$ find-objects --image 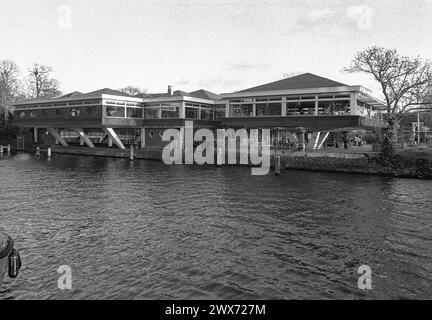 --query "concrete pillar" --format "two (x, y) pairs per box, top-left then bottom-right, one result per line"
(350, 92), (358, 115)
(102, 128), (125, 150)
(80, 137), (84, 146)
(315, 96), (319, 116)
(180, 101), (186, 119)
(252, 103), (256, 117)
(34, 128), (38, 143)
(47, 128), (68, 147)
(296, 129), (306, 151)
(47, 147), (52, 158)
(140, 128), (146, 149)
(130, 145), (134, 161)
(225, 102), (230, 118)
(281, 97), (287, 116)
(108, 137), (113, 147)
